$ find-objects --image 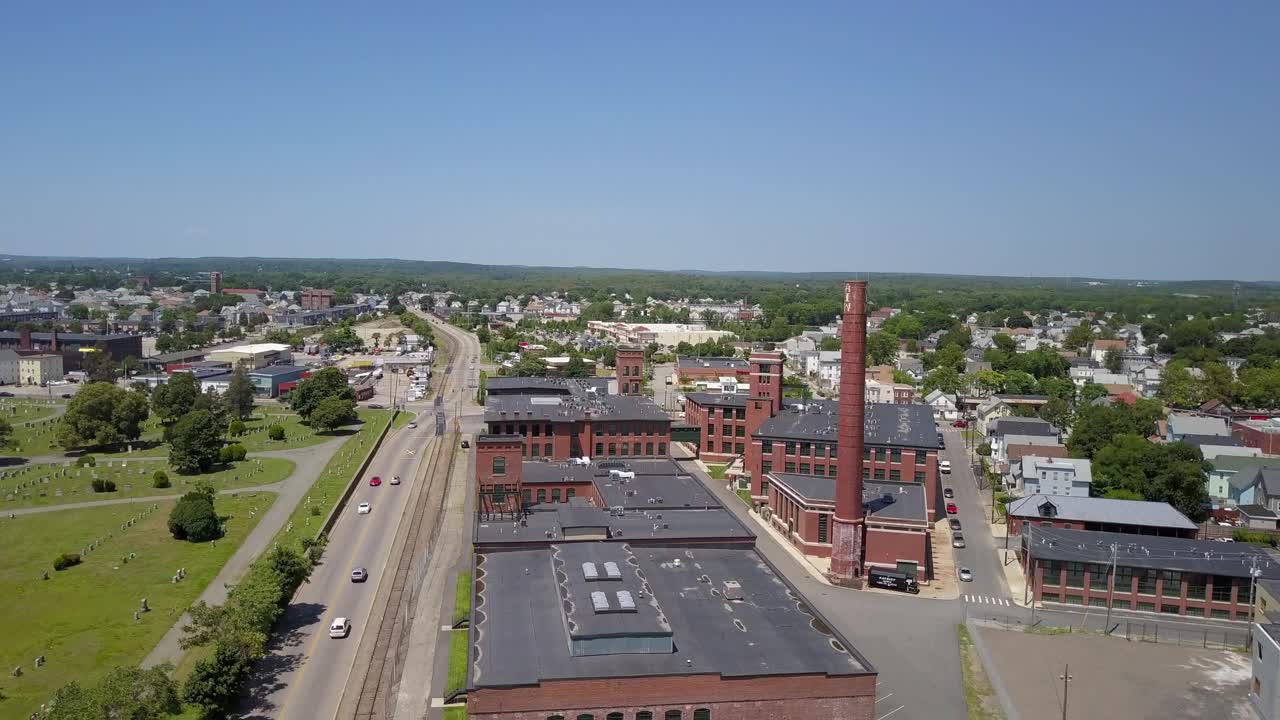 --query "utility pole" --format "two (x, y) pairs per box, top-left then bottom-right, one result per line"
(1104, 542), (1118, 630)
(1250, 556), (1263, 625)
(1060, 664), (1073, 720)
